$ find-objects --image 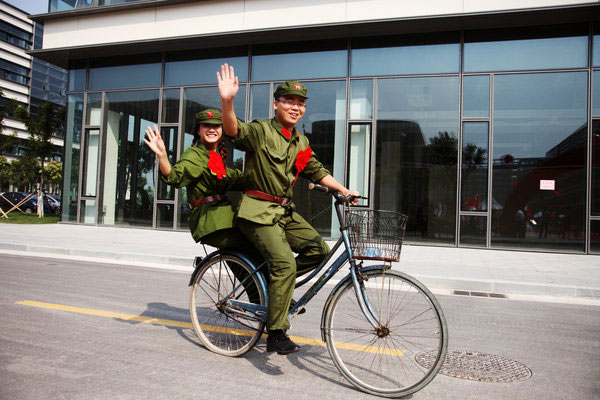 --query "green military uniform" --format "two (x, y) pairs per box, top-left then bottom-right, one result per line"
(161, 109), (248, 250)
(231, 82), (331, 330)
